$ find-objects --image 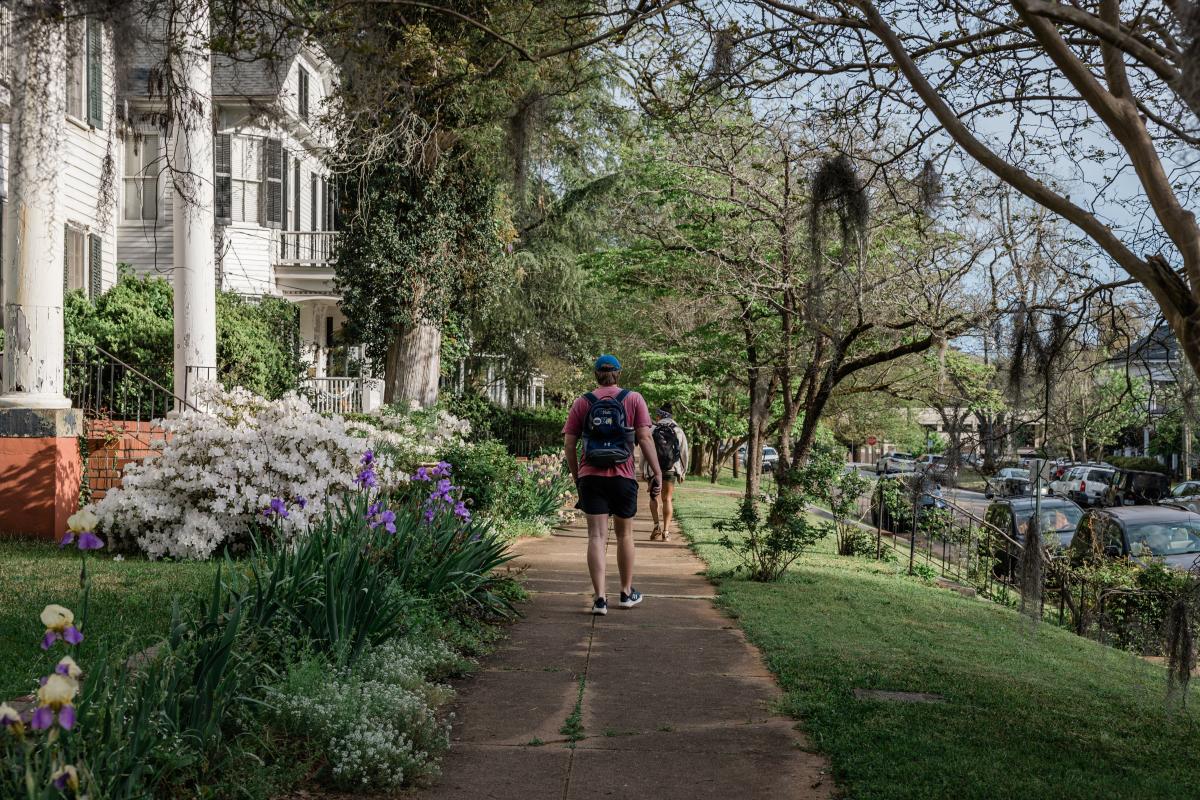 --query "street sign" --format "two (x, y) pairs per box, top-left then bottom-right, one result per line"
(867, 436), (878, 446)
